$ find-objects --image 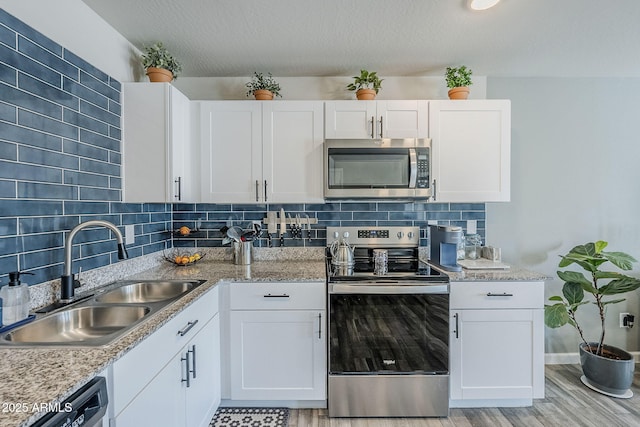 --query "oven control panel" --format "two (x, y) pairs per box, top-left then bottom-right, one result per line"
(357, 229), (389, 239)
(328, 226), (420, 248)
